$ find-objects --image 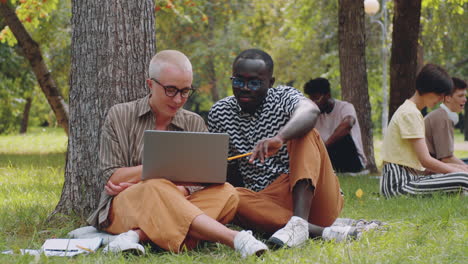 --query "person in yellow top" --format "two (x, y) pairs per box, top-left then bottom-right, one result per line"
(380, 63), (468, 198)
